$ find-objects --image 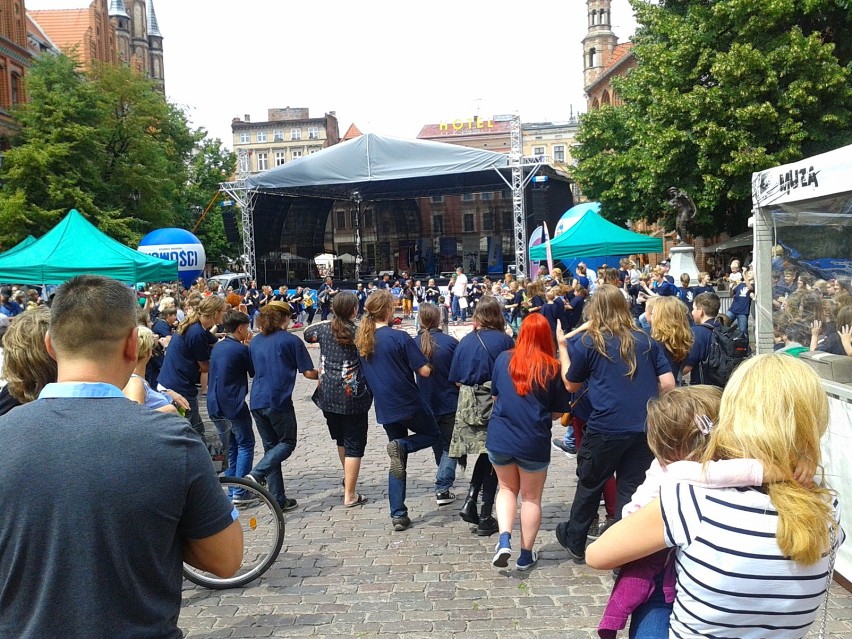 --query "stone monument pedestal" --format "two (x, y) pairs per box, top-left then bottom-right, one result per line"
(669, 244), (700, 285)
